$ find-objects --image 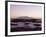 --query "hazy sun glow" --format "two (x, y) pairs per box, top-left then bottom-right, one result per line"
(10, 5), (42, 19)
